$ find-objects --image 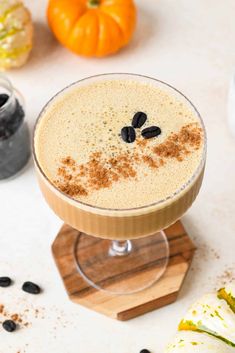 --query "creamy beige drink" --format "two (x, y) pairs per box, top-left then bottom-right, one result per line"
(34, 74), (206, 239)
